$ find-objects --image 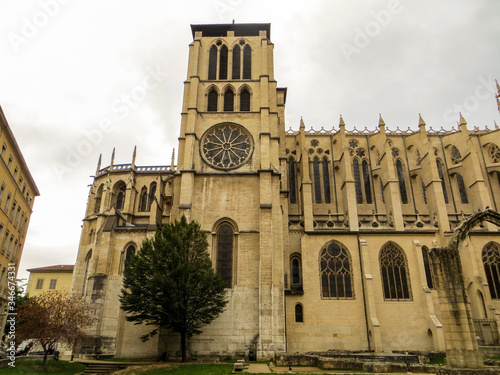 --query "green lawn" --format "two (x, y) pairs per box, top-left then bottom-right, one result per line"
(0, 359), (86, 374)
